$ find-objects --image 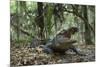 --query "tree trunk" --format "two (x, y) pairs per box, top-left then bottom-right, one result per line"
(37, 2), (45, 40)
(16, 1), (20, 41)
(83, 6), (93, 45)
